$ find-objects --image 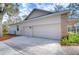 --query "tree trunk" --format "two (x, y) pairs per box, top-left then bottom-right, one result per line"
(0, 14), (3, 37)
